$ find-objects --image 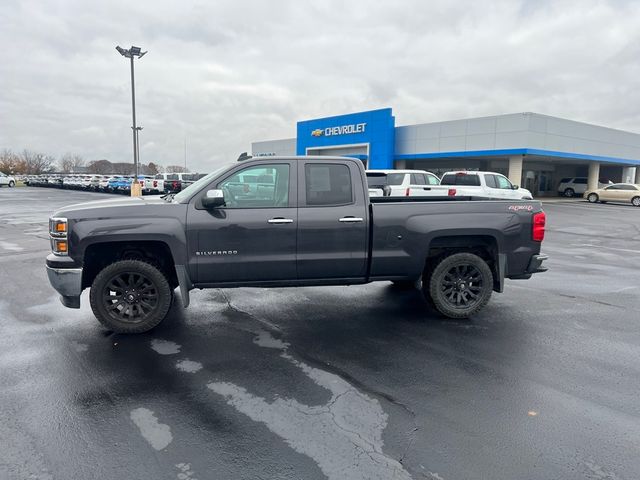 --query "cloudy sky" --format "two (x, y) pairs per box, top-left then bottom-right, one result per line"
(1, 0), (640, 172)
